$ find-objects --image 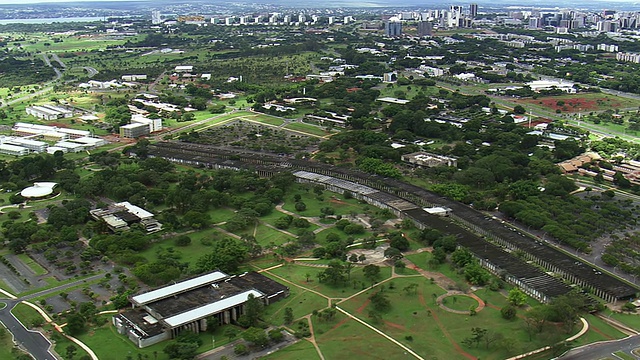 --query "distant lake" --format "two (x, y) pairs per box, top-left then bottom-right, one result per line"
(0, 17), (105, 25)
